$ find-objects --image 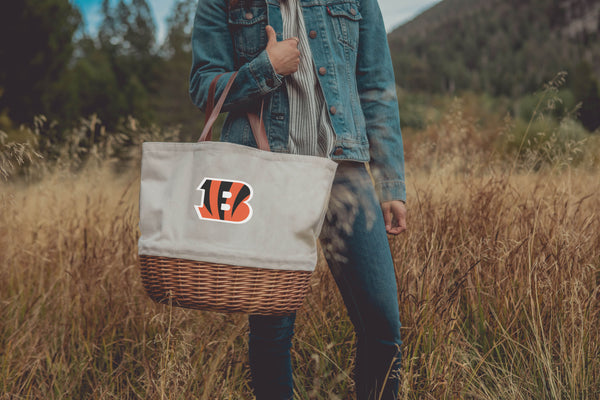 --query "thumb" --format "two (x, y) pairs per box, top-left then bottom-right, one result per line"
(266, 25), (278, 47)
